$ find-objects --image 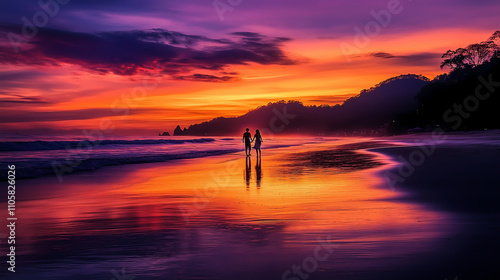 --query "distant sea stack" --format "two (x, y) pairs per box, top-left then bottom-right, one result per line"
(159, 132), (170, 136)
(173, 125), (188, 136)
